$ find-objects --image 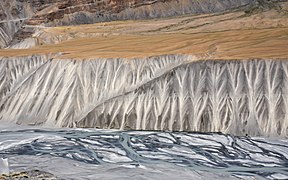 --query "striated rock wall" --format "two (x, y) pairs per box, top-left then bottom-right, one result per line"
(0, 55), (288, 137)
